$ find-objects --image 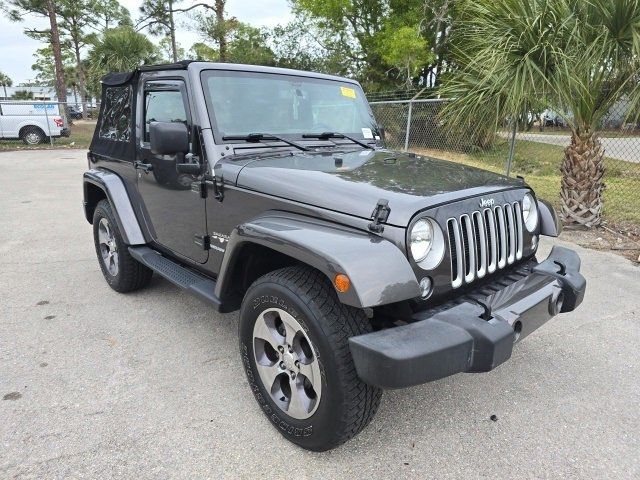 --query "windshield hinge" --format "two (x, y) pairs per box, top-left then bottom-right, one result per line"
(193, 174), (224, 202)
(368, 199), (390, 233)
(204, 173), (224, 202)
